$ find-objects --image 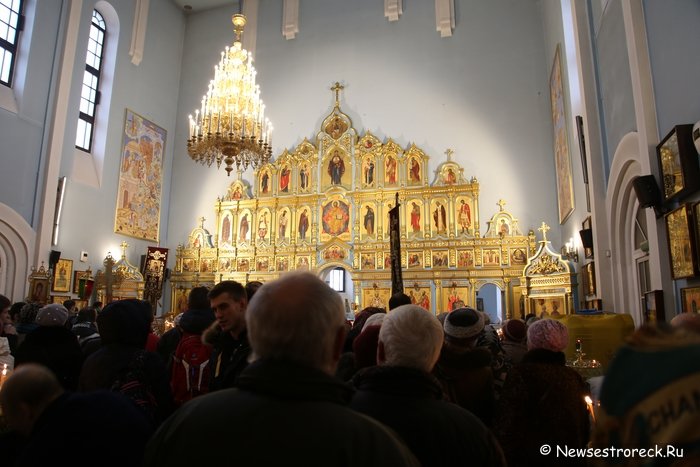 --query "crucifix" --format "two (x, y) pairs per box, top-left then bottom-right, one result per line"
(119, 241), (129, 259)
(444, 148), (454, 161)
(331, 82), (344, 108)
(538, 222), (550, 242)
(497, 199), (506, 212)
